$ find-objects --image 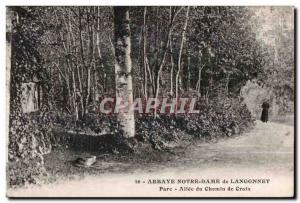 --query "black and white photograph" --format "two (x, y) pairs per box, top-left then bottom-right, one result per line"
(5, 5), (295, 198)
